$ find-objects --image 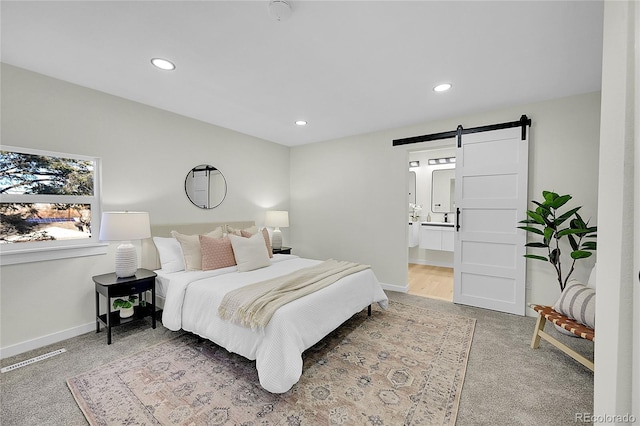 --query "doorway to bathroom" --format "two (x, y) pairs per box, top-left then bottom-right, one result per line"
(407, 145), (456, 302)
(408, 264), (453, 301)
